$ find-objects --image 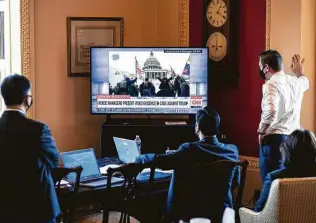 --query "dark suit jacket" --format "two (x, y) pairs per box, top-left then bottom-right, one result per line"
(135, 136), (239, 221)
(0, 111), (60, 222)
(254, 167), (316, 212)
